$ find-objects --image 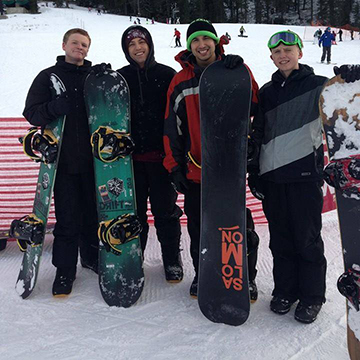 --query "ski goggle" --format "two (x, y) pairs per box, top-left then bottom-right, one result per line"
(267, 31), (303, 50)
